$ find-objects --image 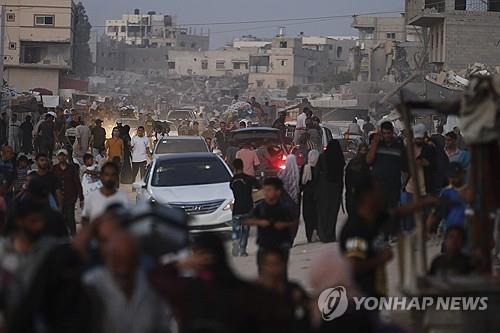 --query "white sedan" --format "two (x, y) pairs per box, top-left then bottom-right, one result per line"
(134, 152), (233, 232)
